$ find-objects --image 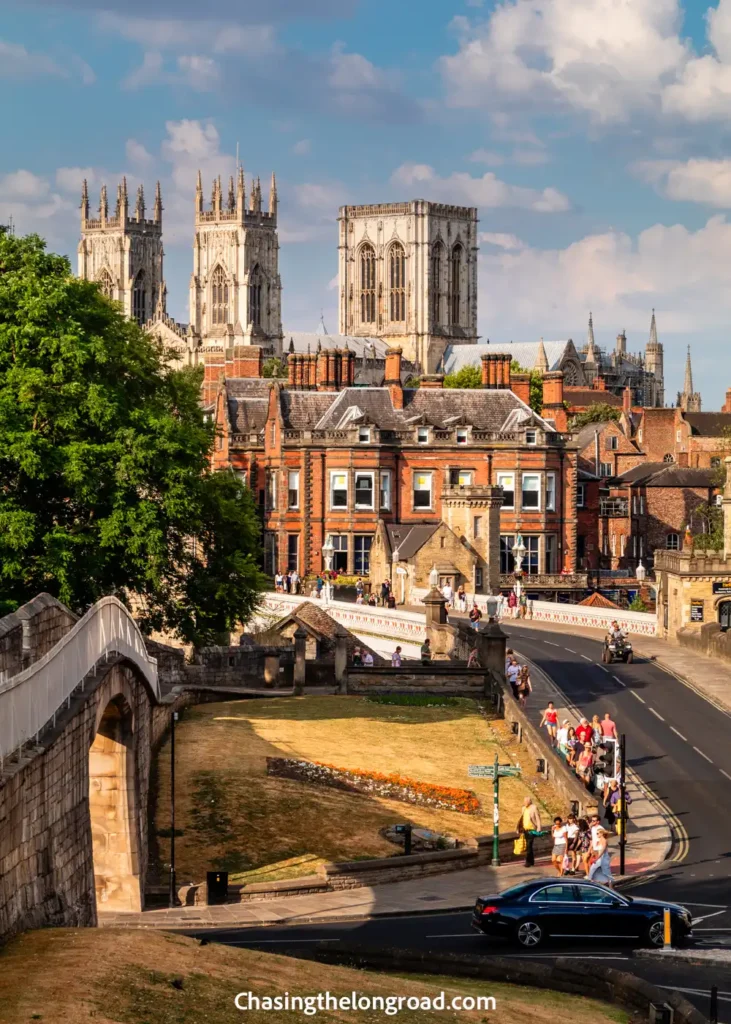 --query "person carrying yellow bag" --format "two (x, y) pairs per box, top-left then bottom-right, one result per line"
(513, 834), (527, 856)
(516, 796), (542, 867)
